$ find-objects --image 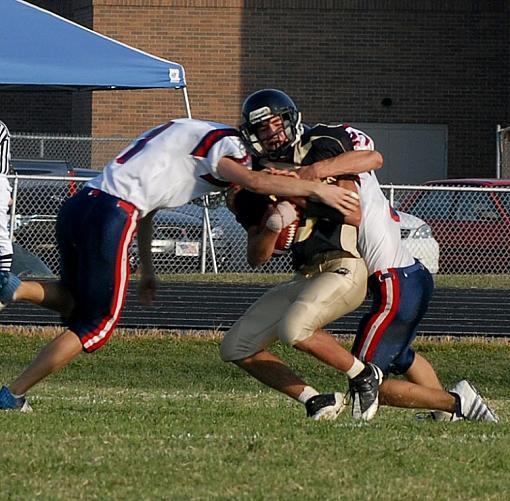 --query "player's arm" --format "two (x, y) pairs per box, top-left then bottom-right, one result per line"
(217, 157), (359, 216)
(137, 210), (157, 306)
(299, 150), (383, 181)
(246, 225), (278, 268)
(337, 179), (361, 227)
